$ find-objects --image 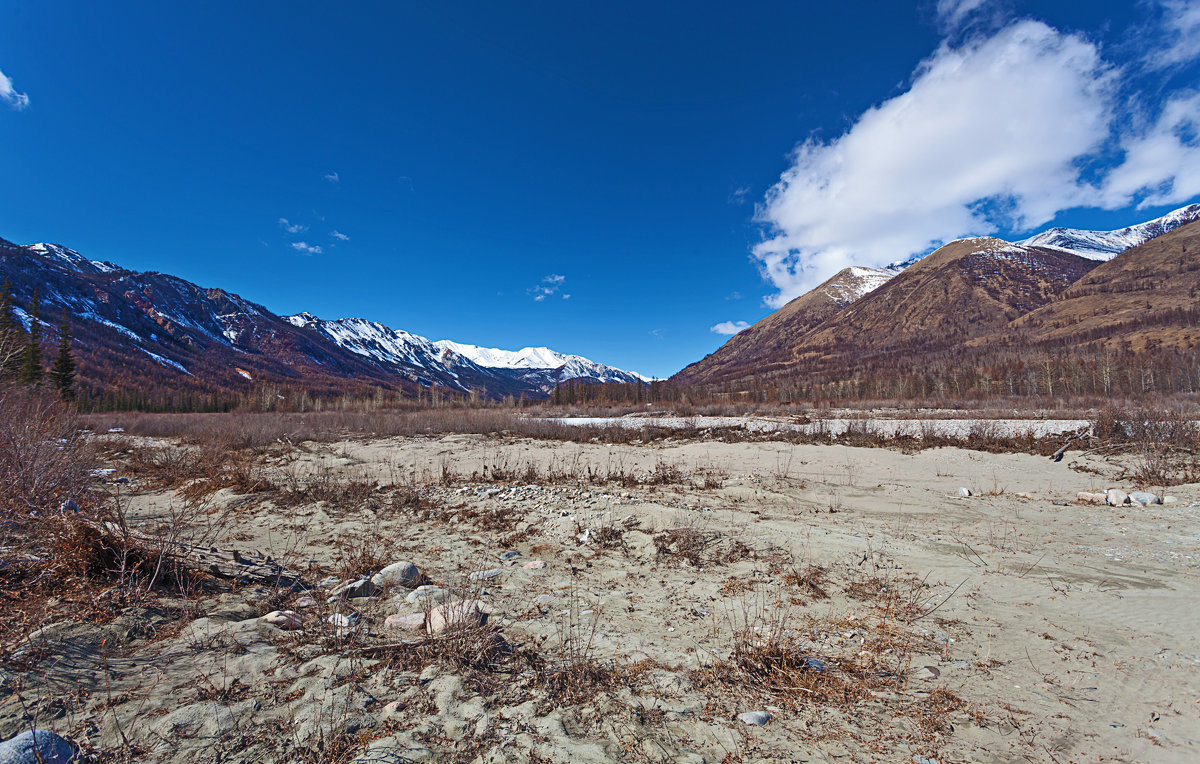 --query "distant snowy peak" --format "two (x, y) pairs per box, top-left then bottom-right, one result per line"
(822, 266), (901, 305)
(286, 314), (652, 391)
(435, 340), (651, 382)
(1017, 203), (1200, 260)
(27, 242), (120, 274)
